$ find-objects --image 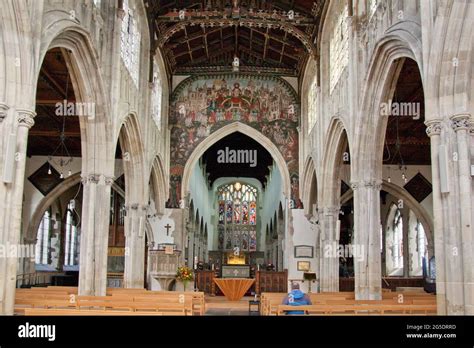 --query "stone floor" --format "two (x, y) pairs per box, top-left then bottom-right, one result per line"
(204, 296), (260, 316)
